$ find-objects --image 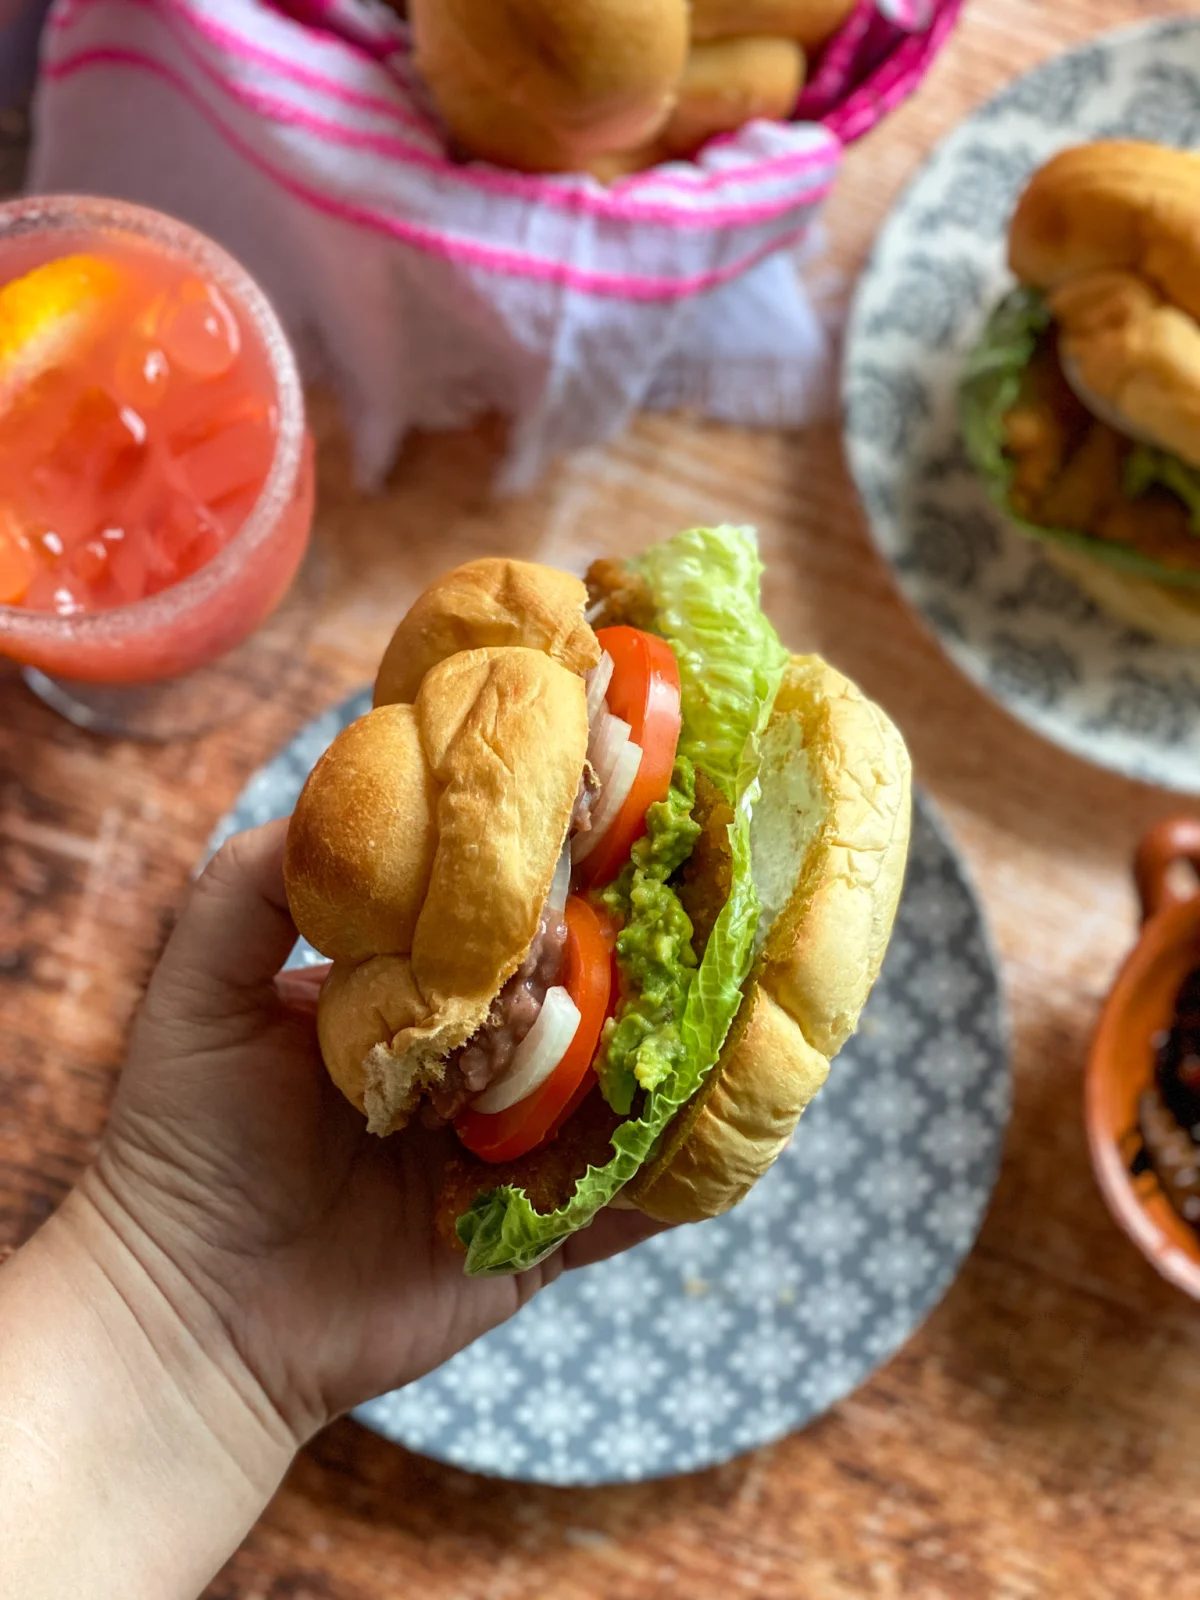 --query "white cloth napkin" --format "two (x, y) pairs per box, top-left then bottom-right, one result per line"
(29, 0), (955, 490)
